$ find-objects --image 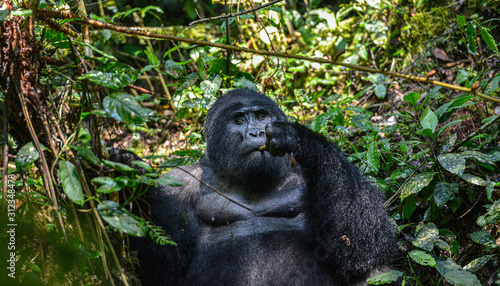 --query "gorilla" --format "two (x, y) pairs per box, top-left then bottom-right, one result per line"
(132, 88), (395, 286)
